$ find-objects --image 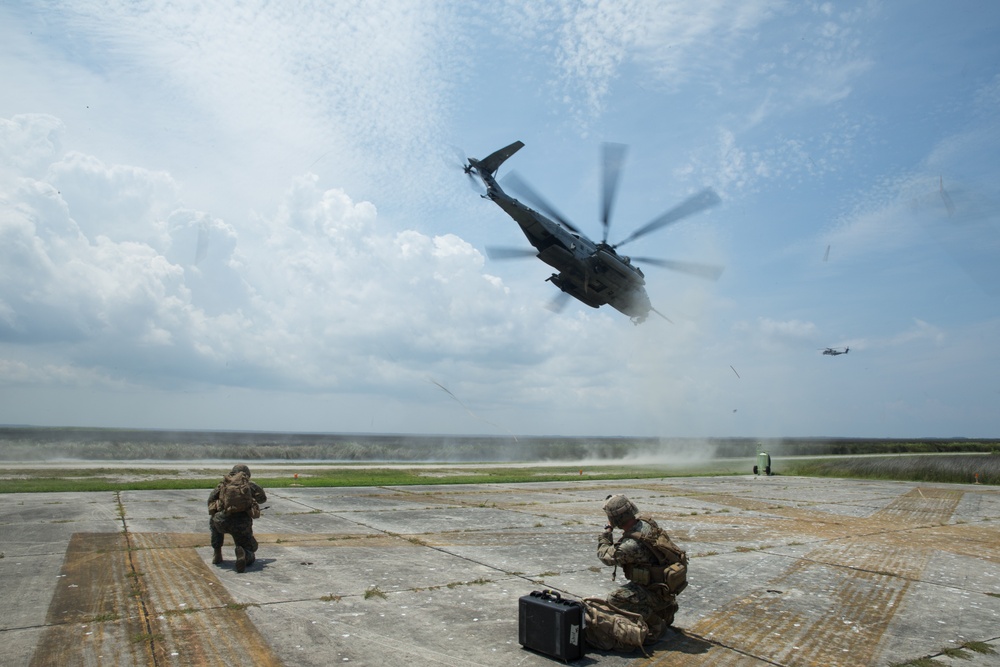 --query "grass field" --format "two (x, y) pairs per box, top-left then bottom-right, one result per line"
(0, 459), (755, 493)
(782, 453), (1000, 485)
(2, 454), (998, 492)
